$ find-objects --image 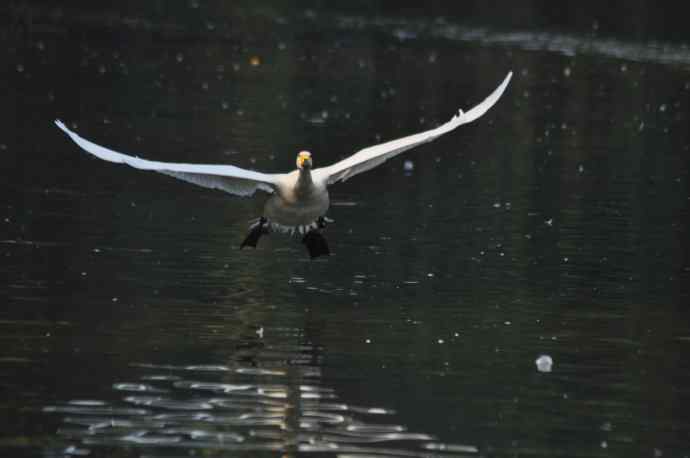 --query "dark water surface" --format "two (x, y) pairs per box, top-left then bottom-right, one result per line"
(2, 3), (690, 457)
